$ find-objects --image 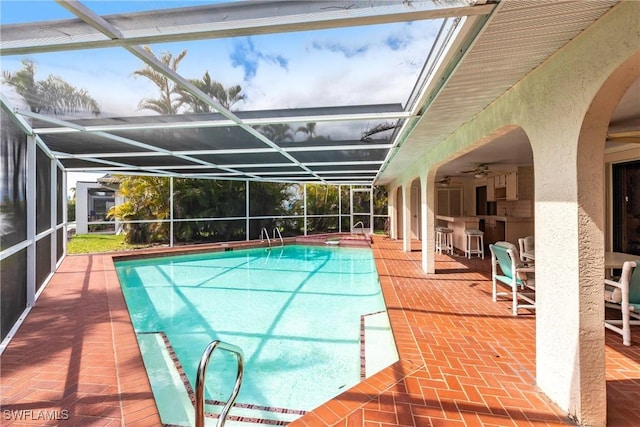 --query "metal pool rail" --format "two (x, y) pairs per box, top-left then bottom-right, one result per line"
(195, 340), (244, 427)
